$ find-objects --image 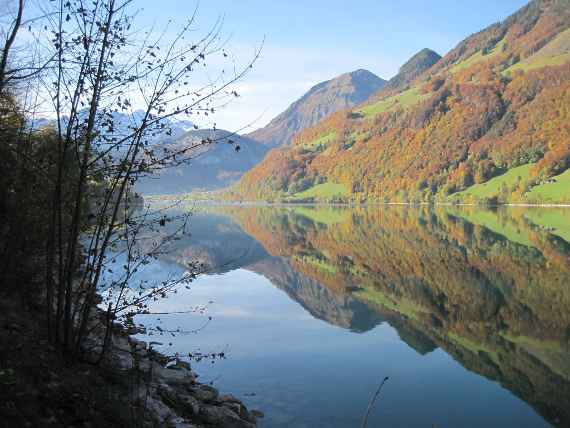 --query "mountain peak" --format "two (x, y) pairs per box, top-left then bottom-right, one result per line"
(384, 48), (441, 91)
(399, 48), (441, 74)
(348, 68), (382, 79)
(348, 68), (388, 87)
(247, 69), (386, 147)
